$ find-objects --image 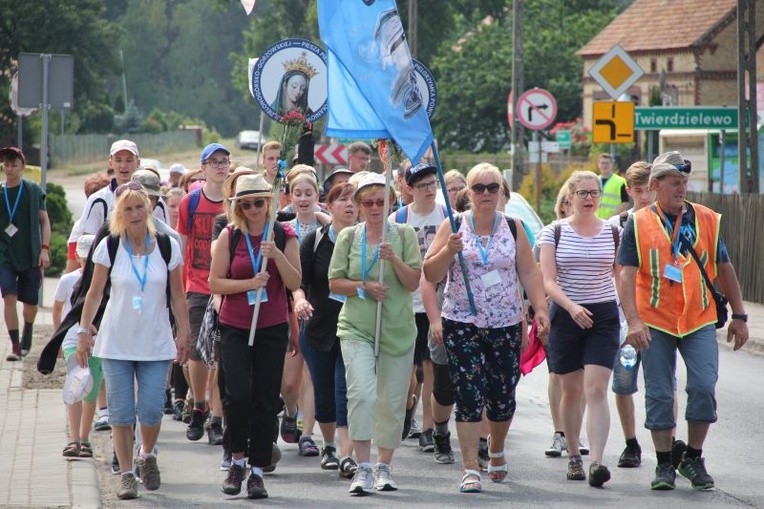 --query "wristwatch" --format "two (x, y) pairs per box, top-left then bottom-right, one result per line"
(731, 313), (748, 323)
